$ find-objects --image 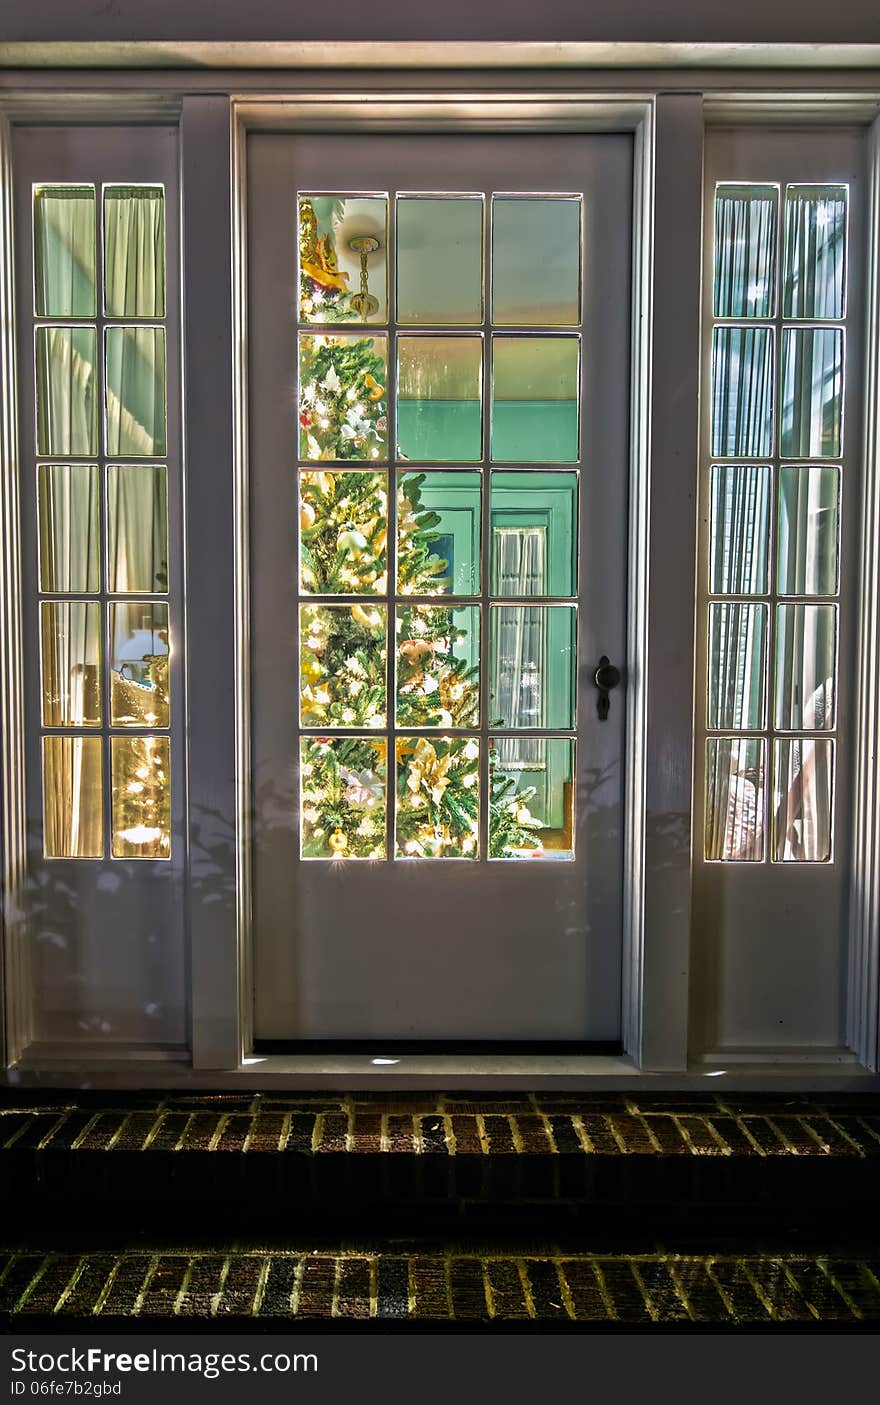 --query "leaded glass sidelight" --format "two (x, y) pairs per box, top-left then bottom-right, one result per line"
(296, 188), (583, 861)
(705, 177), (847, 862)
(32, 179), (173, 859)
